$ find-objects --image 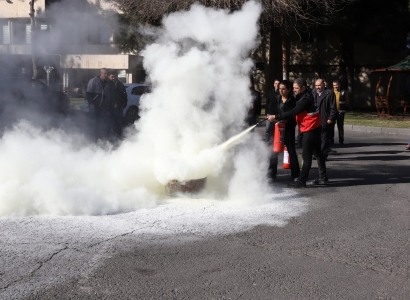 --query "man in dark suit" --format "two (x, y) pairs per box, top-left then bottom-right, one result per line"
(108, 70), (128, 139)
(312, 78), (337, 159)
